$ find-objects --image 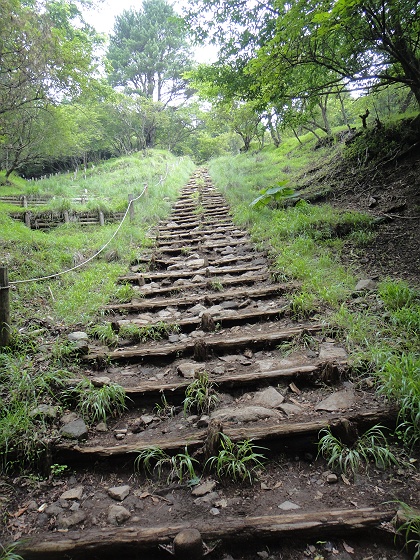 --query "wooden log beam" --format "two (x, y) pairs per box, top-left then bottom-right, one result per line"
(104, 284), (292, 312)
(15, 508), (394, 560)
(55, 410), (395, 460)
(124, 364), (321, 399)
(120, 264), (267, 282)
(84, 324), (323, 363)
